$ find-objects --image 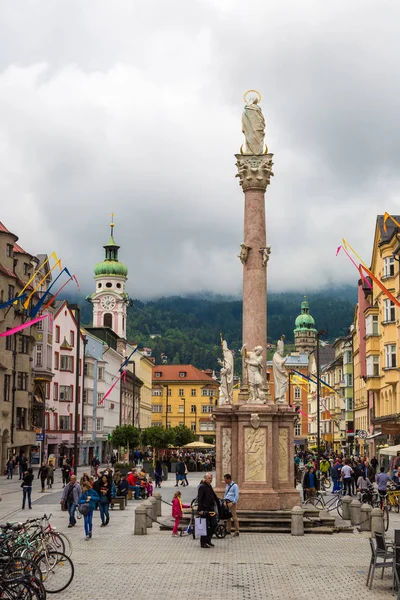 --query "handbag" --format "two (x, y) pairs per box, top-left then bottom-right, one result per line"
(78, 502), (90, 516)
(194, 517), (207, 537)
